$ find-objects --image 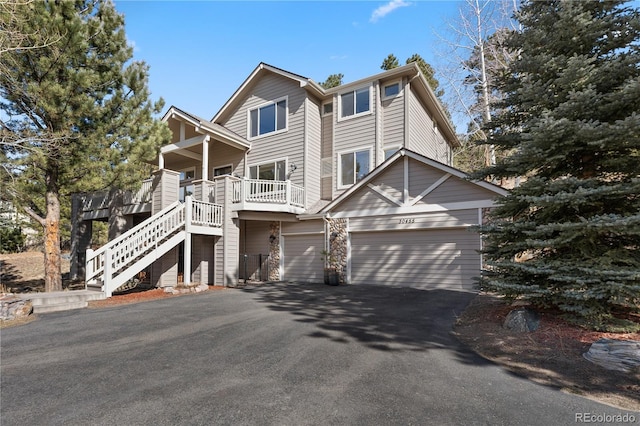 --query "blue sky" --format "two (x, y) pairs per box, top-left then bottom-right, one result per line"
(114, 1), (463, 122)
